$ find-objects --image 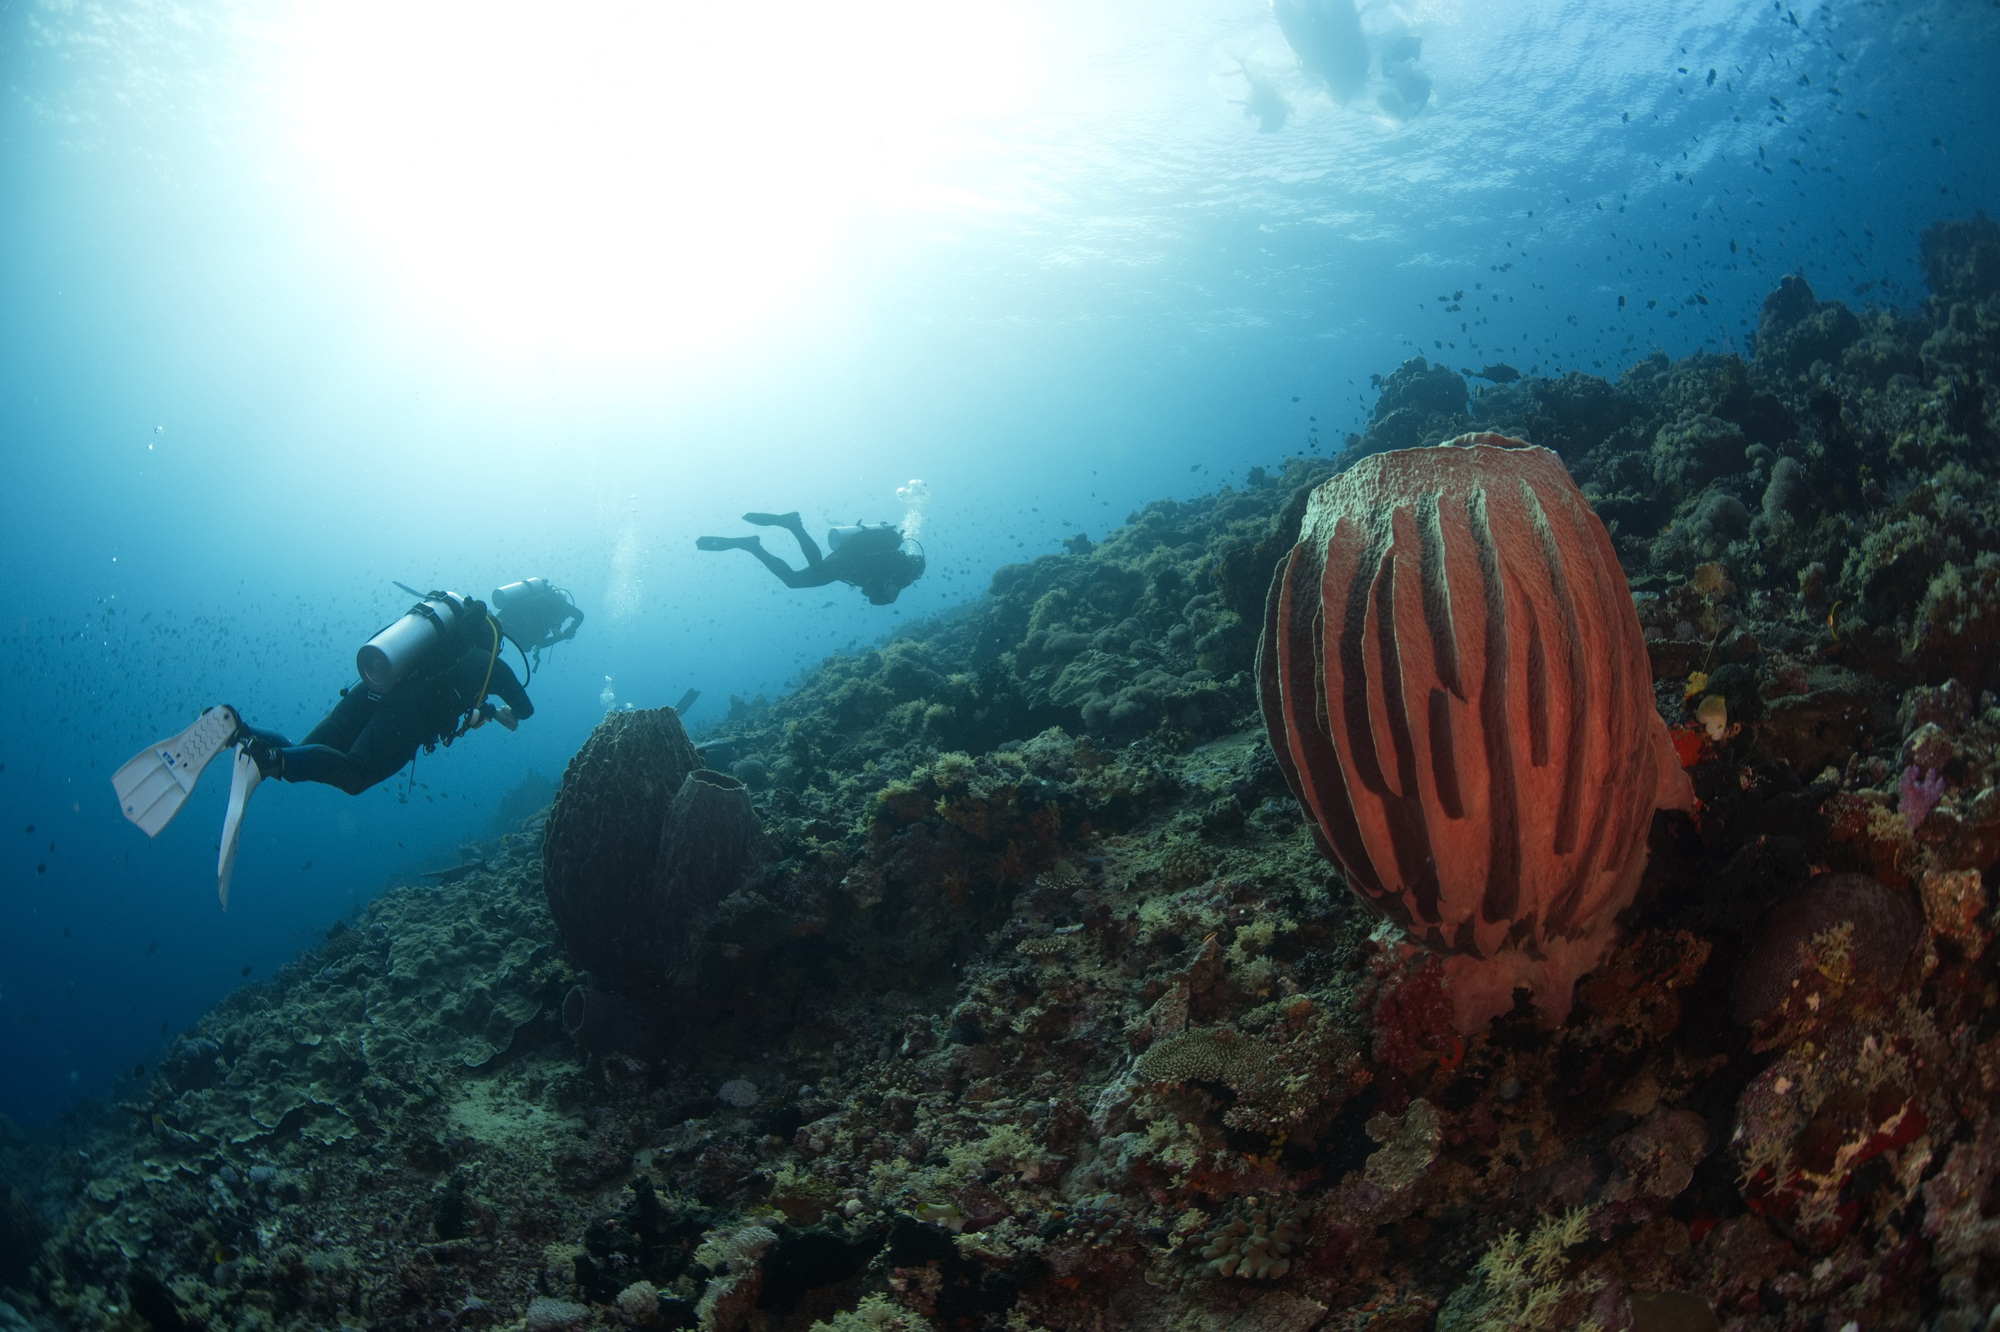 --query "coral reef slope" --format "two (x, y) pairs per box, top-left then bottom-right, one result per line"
(4, 217), (2000, 1332)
